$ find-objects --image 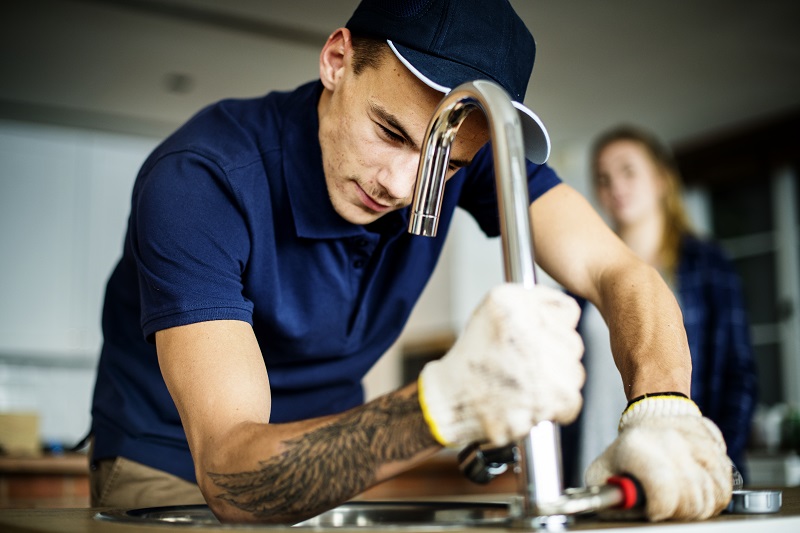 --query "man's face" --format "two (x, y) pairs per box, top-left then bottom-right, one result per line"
(318, 44), (488, 225)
